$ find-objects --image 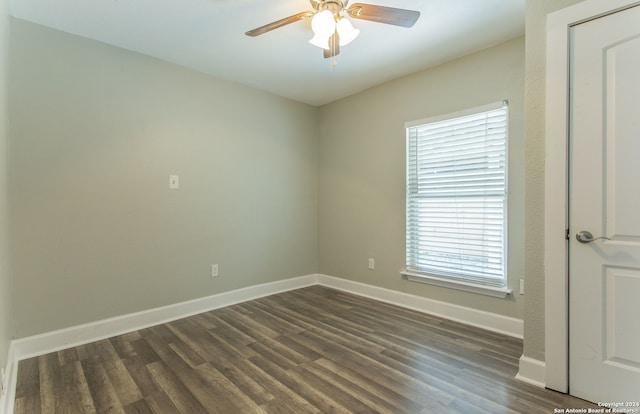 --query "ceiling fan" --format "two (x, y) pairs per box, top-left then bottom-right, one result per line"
(245, 0), (420, 59)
